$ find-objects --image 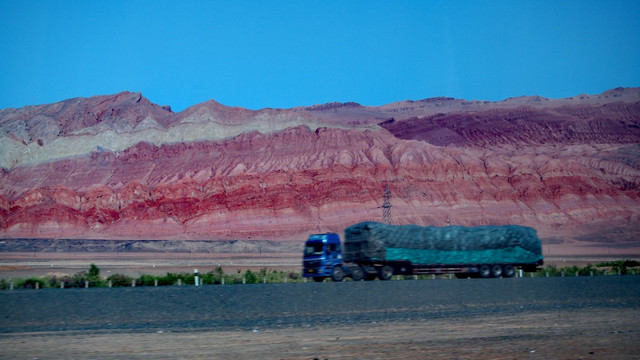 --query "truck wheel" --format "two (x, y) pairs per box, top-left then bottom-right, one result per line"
(313, 277), (325, 282)
(478, 264), (491, 278)
(378, 265), (394, 281)
(331, 266), (344, 282)
(351, 266), (364, 281)
(490, 264), (503, 278)
(503, 265), (515, 278)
